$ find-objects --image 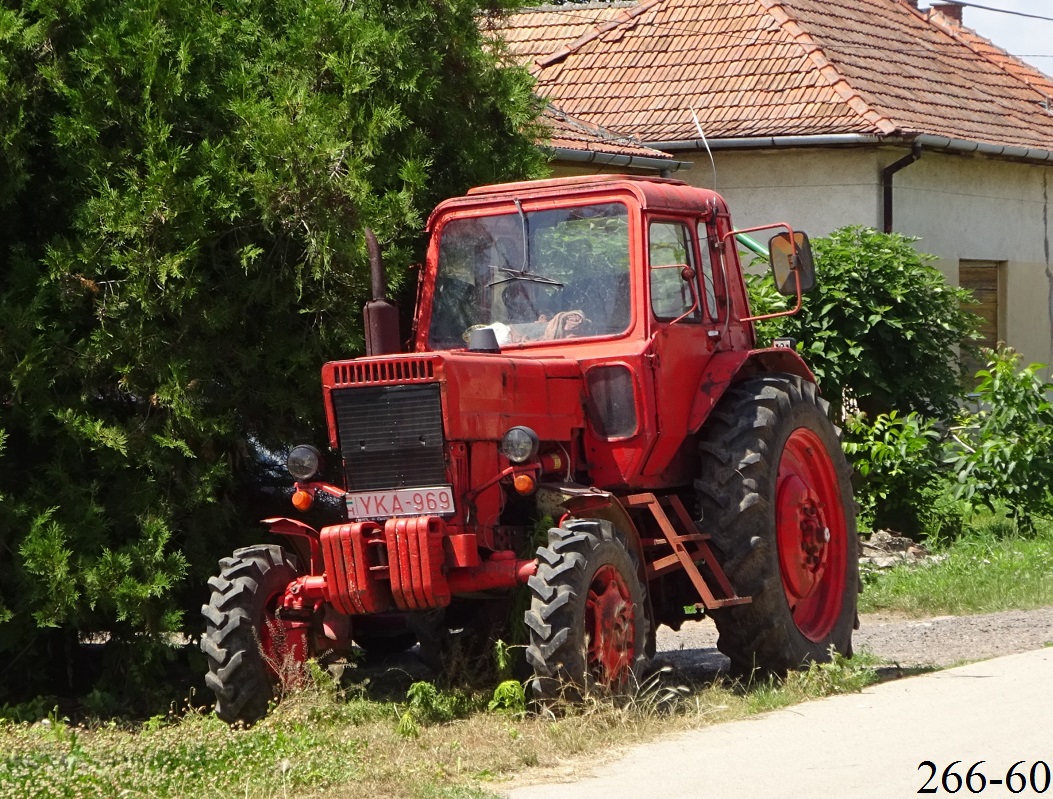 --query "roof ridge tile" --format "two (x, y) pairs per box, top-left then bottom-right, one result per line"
(925, 7), (1053, 100)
